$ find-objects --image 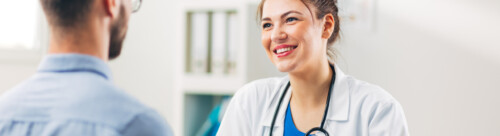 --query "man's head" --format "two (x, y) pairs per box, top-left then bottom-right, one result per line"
(40, 0), (142, 60)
